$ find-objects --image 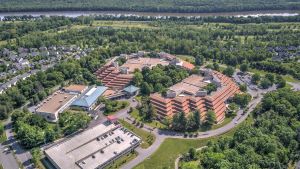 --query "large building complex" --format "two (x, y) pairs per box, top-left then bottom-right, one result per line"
(35, 84), (108, 122)
(95, 52), (195, 90)
(150, 69), (240, 123)
(35, 90), (78, 122)
(45, 122), (141, 169)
